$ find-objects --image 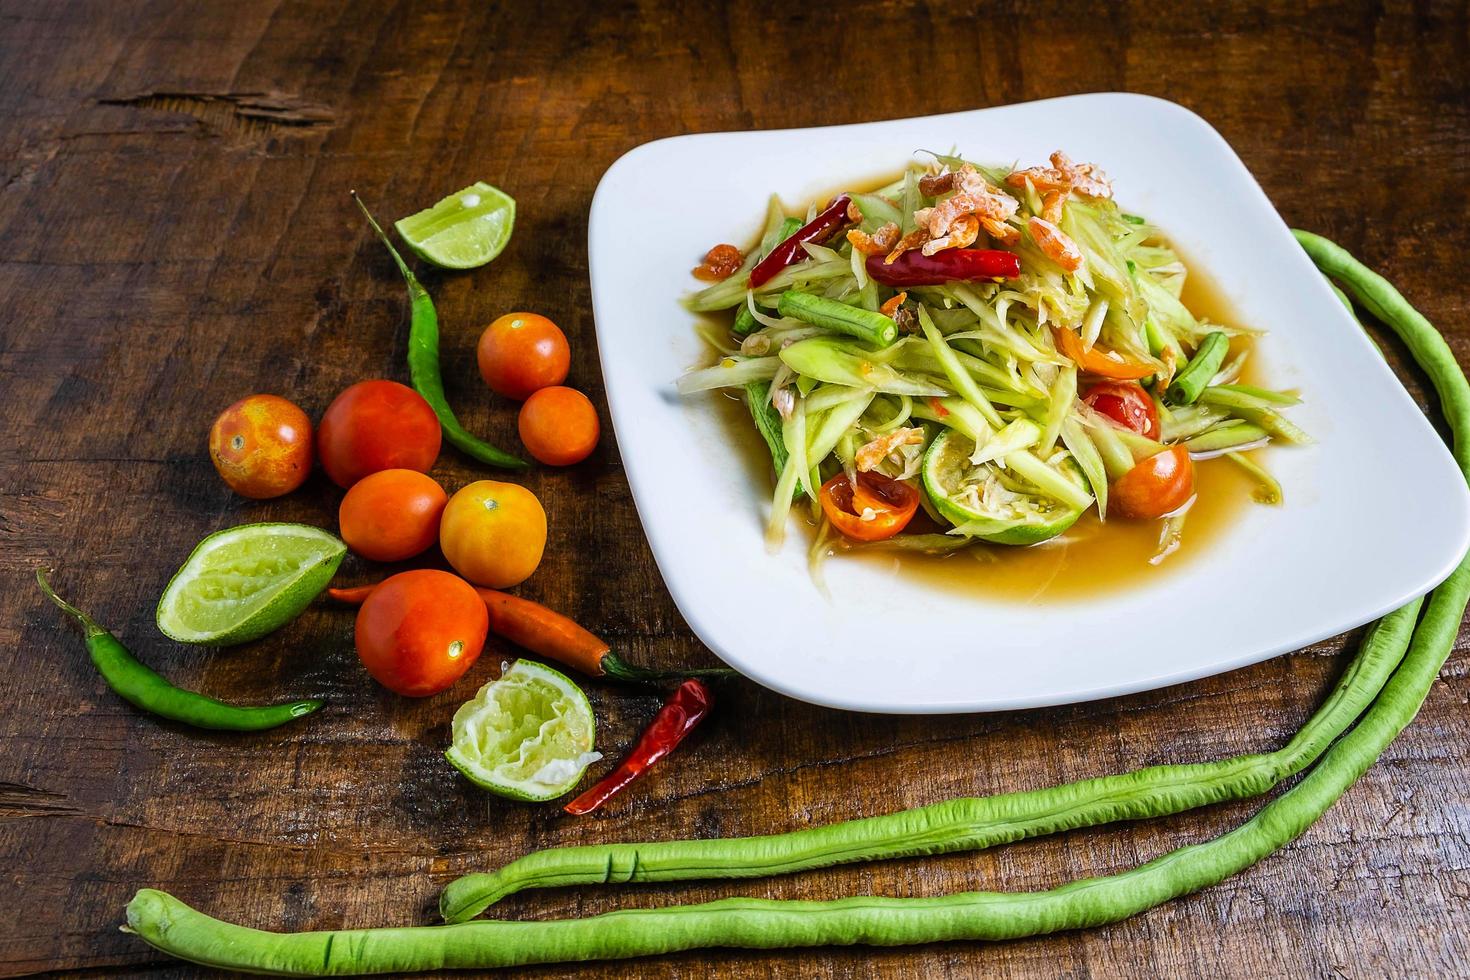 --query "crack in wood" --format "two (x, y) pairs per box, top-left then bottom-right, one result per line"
(96, 90), (336, 140)
(0, 781), (80, 818)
